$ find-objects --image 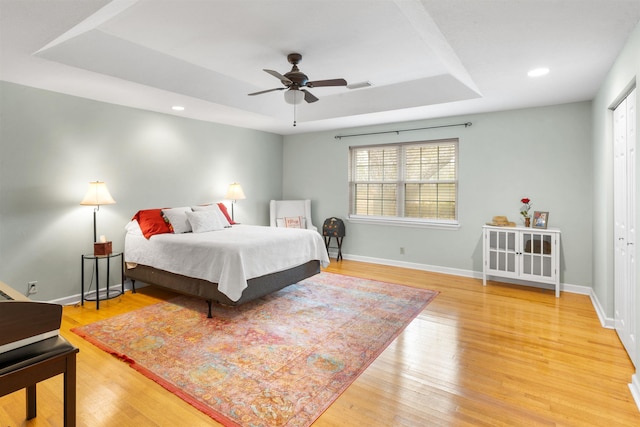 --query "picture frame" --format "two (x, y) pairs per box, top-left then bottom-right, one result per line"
(532, 211), (549, 229)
